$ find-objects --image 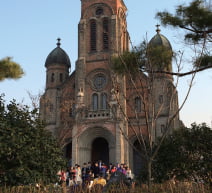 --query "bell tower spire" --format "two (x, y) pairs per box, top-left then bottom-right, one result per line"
(72, 0), (130, 165)
(78, 0), (128, 58)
